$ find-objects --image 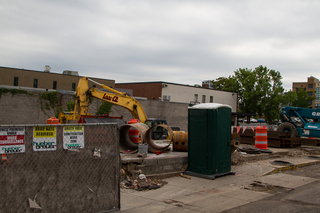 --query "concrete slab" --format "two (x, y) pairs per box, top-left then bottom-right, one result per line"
(254, 173), (318, 189)
(120, 200), (176, 213)
(158, 206), (203, 213)
(120, 147), (320, 212)
(120, 191), (155, 211)
(219, 189), (271, 202)
(178, 194), (251, 213)
(123, 183), (199, 201)
(163, 176), (229, 191)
